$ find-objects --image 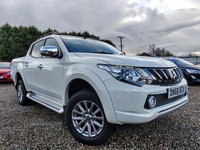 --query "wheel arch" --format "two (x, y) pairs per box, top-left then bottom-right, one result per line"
(14, 72), (29, 91)
(63, 68), (120, 124)
(16, 72), (22, 82)
(68, 79), (95, 99)
(13, 72), (23, 87)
